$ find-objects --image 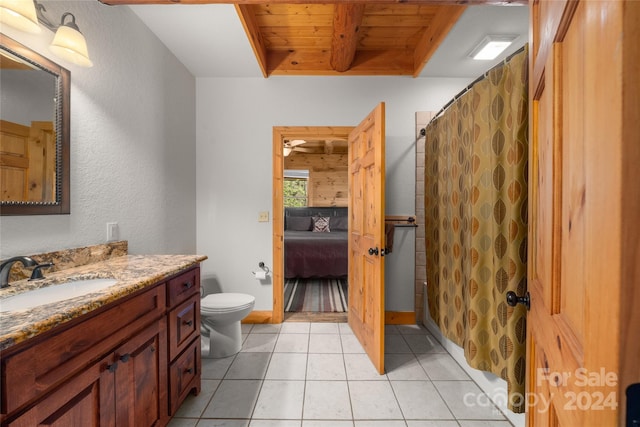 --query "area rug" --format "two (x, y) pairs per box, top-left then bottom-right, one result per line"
(284, 278), (348, 313)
